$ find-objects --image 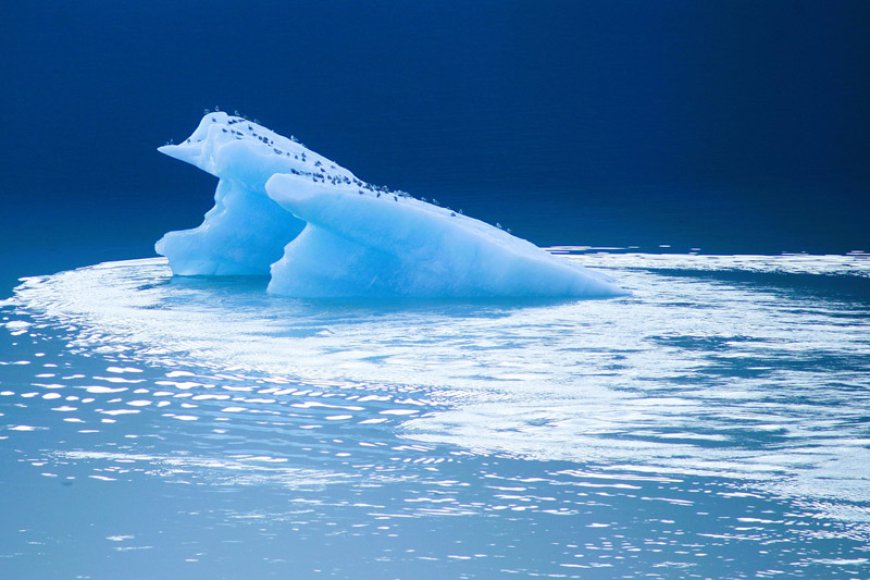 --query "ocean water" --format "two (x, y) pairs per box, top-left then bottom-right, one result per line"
(1, 250), (868, 578)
